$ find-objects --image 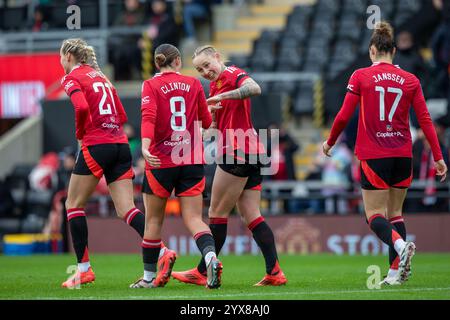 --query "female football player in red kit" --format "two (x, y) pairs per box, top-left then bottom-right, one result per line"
(323, 22), (447, 285)
(171, 45), (287, 287)
(59, 38), (175, 288)
(130, 44), (222, 289)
